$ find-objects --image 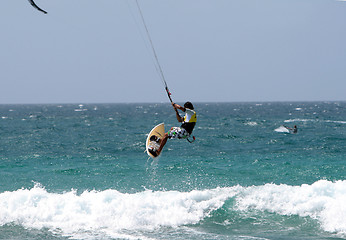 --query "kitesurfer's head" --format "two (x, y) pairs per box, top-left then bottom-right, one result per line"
(184, 101), (194, 110)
